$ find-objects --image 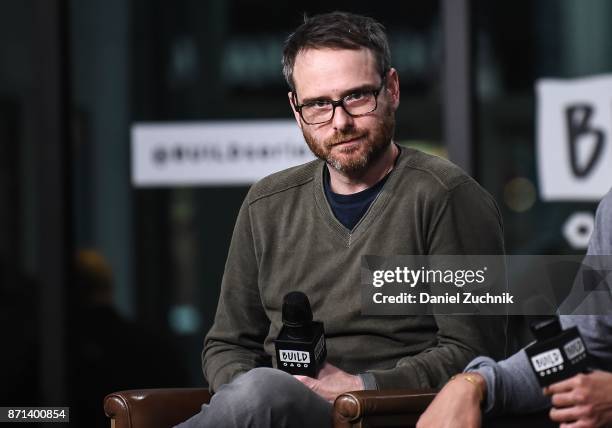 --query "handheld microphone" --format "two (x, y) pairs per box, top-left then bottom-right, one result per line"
(525, 317), (591, 387)
(274, 291), (327, 377)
